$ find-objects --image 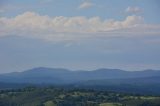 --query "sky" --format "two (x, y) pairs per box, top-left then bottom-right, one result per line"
(0, 0), (160, 73)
